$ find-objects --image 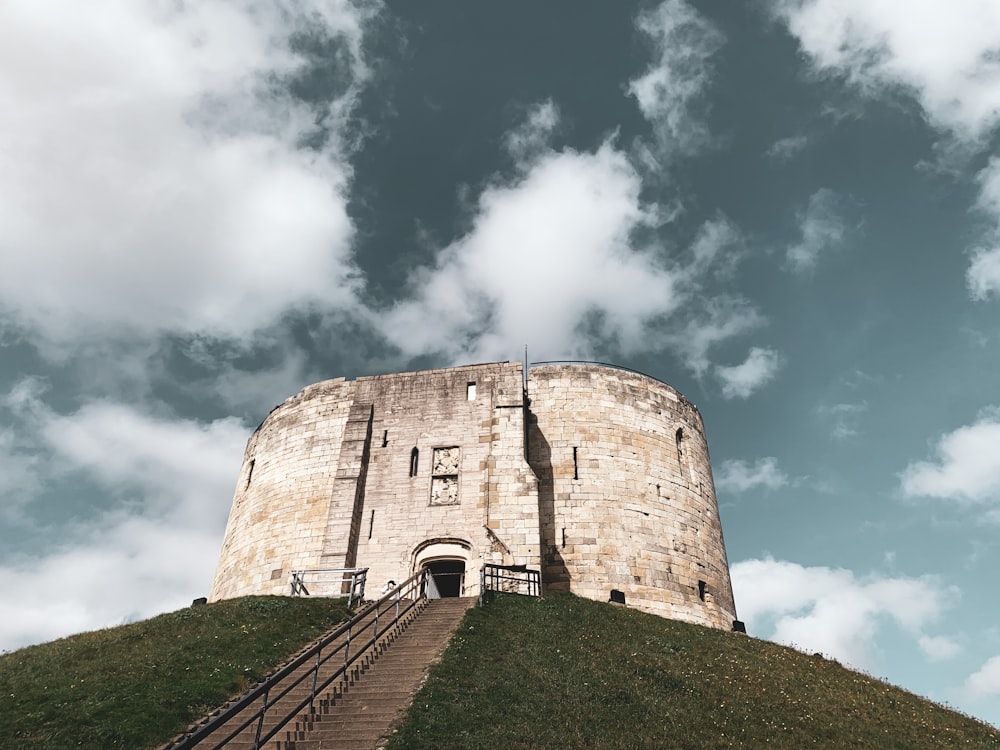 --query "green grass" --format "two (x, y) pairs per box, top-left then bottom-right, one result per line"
(0, 596), (351, 749)
(4, 592), (997, 749)
(388, 593), (1000, 750)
